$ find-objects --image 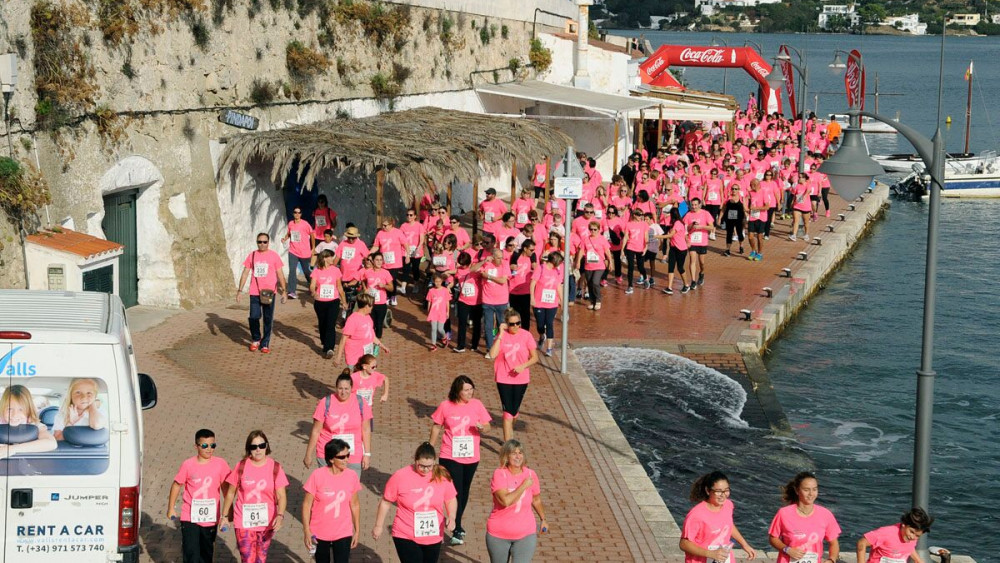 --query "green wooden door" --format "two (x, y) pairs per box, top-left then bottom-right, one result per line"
(102, 190), (138, 307)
